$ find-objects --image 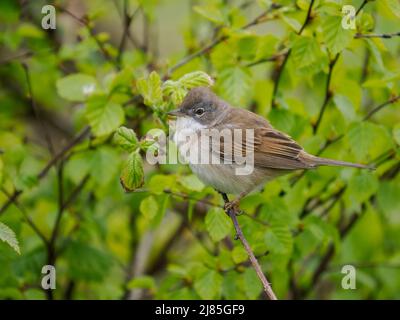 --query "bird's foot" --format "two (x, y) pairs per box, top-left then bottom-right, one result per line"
(224, 200), (241, 216)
